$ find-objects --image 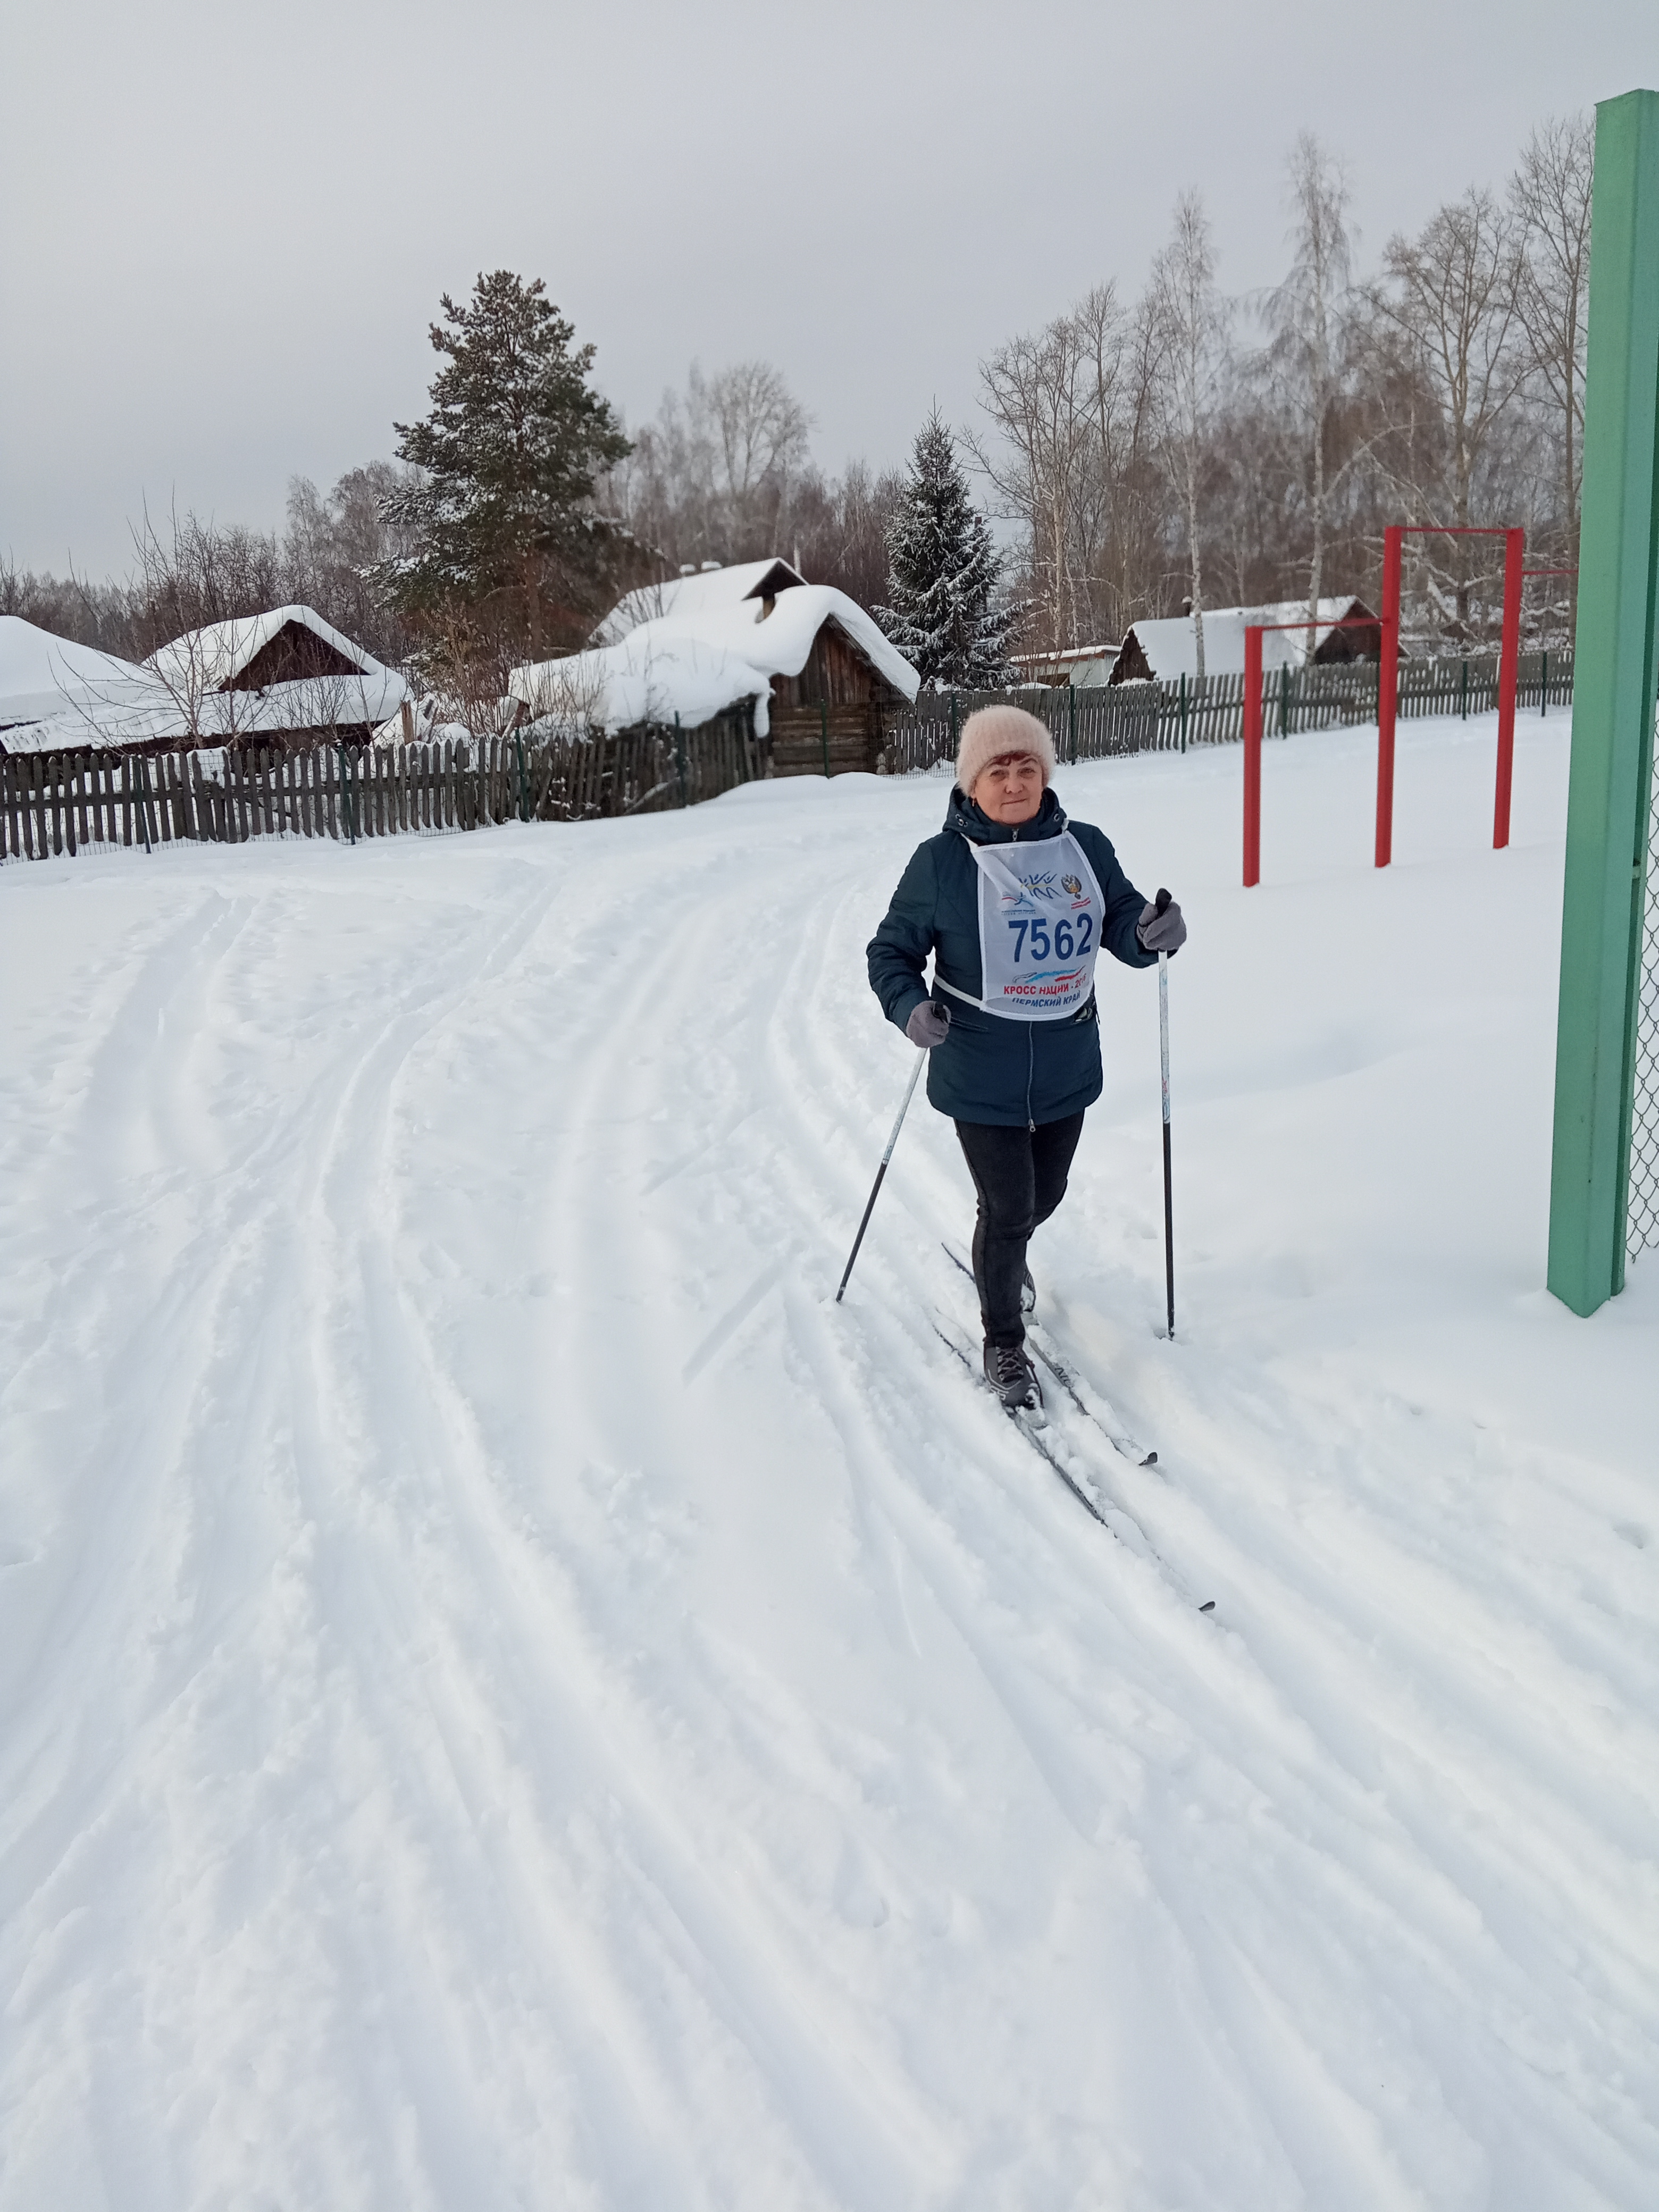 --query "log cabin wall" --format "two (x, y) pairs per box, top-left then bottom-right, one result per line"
(766, 621), (899, 776)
